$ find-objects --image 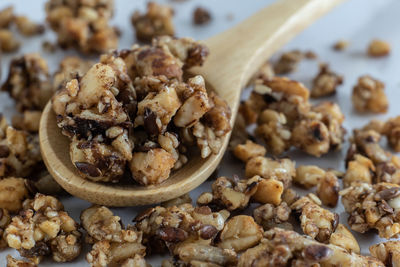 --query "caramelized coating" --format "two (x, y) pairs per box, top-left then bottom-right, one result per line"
(311, 64), (343, 98)
(1, 54), (52, 112)
(352, 75), (388, 113)
(131, 2), (174, 42)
